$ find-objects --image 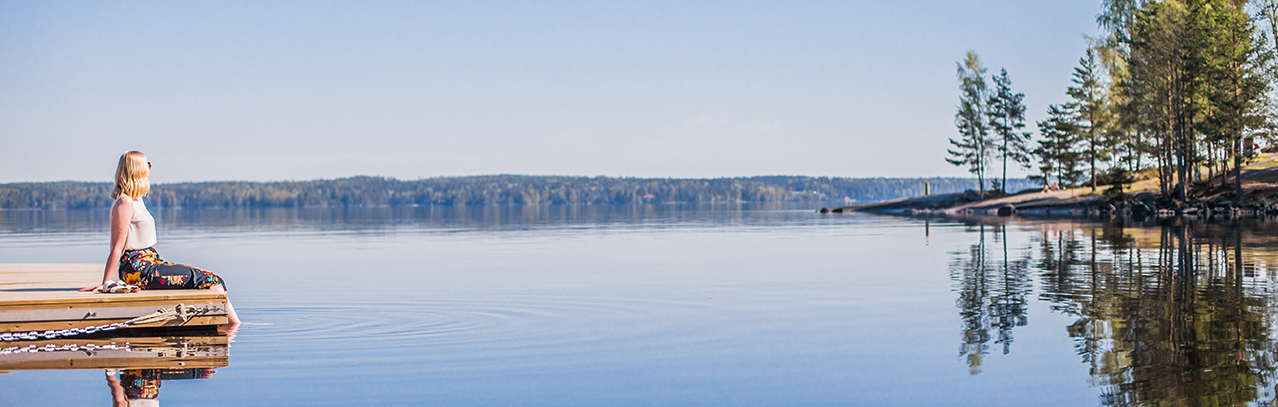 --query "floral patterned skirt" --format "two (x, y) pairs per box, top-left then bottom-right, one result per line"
(120, 368), (161, 400)
(120, 247), (226, 290)
(117, 368), (217, 400)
